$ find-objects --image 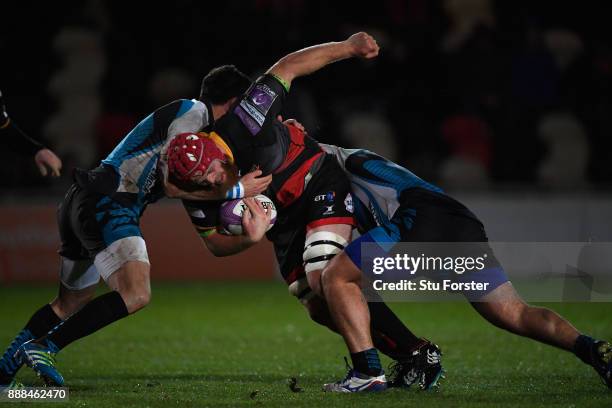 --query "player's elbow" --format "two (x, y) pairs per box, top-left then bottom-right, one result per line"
(267, 56), (296, 85)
